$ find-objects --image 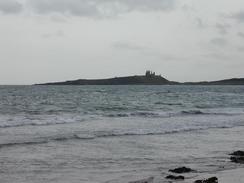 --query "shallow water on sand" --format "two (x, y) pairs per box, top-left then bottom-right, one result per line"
(0, 85), (244, 182)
